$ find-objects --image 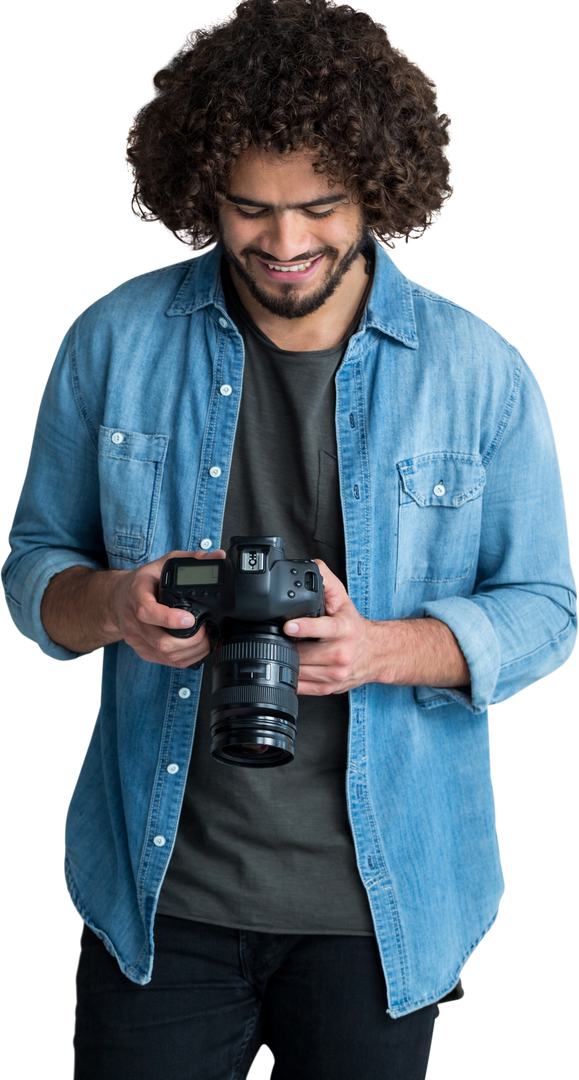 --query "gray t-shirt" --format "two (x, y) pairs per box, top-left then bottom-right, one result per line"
(157, 264), (374, 934)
